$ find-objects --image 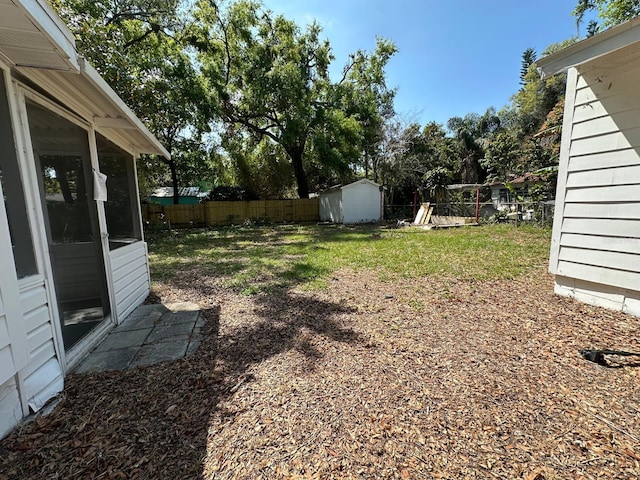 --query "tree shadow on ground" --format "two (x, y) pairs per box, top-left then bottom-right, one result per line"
(0, 306), (221, 480)
(214, 290), (360, 376)
(0, 224), (365, 479)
